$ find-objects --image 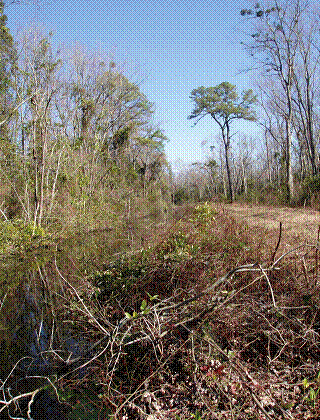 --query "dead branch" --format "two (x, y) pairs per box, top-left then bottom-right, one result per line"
(271, 221), (282, 263)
